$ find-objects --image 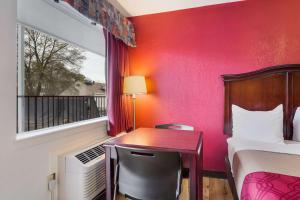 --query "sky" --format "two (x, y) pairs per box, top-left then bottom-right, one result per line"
(80, 51), (106, 83)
